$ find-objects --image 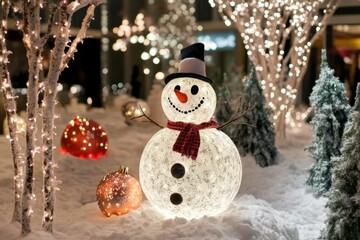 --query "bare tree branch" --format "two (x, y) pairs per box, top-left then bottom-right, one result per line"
(131, 104), (164, 129)
(60, 3), (97, 72)
(67, 0), (105, 14)
(218, 103), (256, 130)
